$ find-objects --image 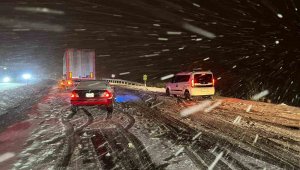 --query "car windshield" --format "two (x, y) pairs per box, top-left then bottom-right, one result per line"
(0, 1), (299, 170)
